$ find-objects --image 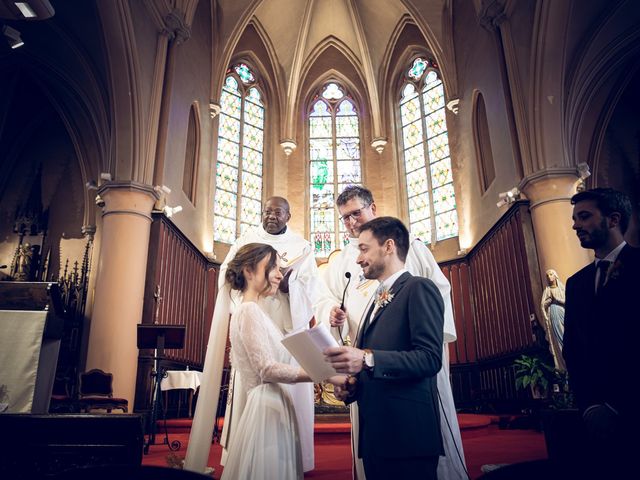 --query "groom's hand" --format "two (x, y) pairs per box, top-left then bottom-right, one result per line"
(324, 346), (364, 374)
